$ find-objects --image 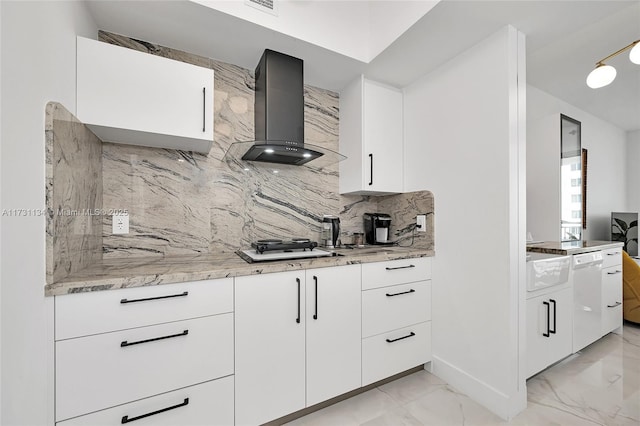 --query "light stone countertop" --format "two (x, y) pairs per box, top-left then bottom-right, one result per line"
(45, 246), (434, 296)
(526, 240), (623, 256)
